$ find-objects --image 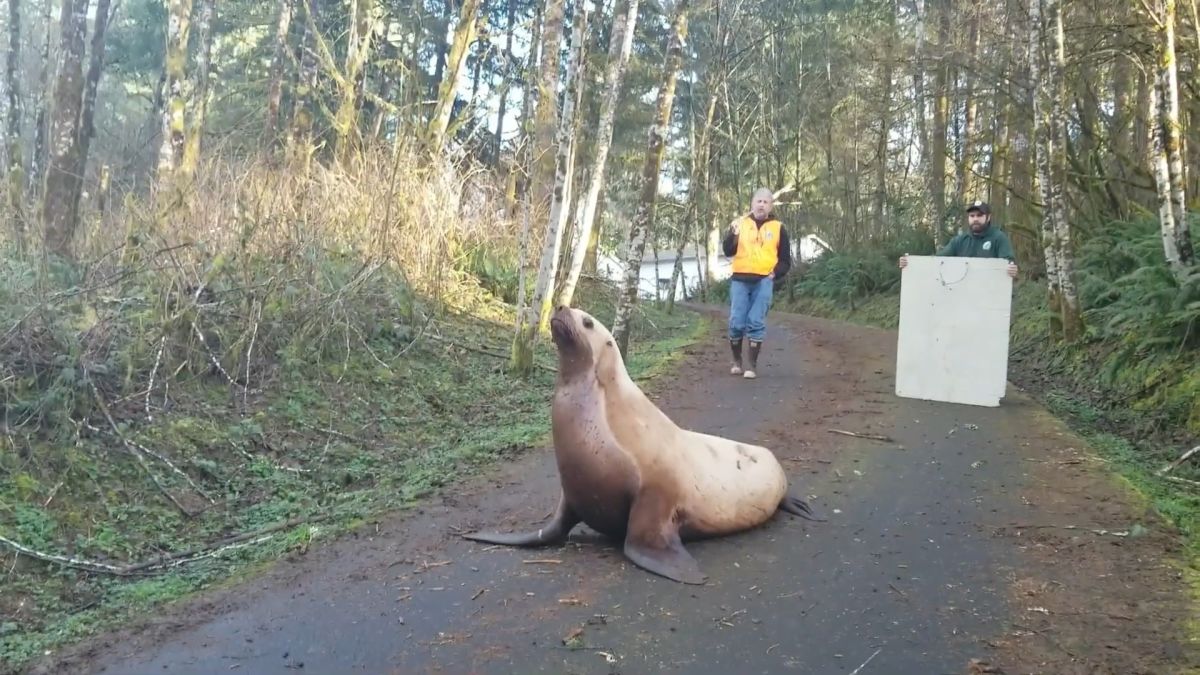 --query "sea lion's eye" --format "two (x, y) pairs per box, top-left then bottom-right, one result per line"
(583, 317), (594, 329)
(606, 340), (613, 346)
